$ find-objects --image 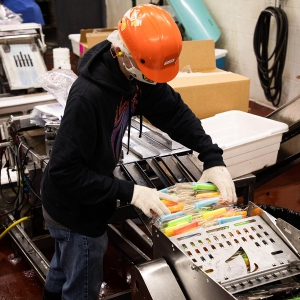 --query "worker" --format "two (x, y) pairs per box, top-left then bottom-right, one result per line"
(41, 4), (237, 300)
